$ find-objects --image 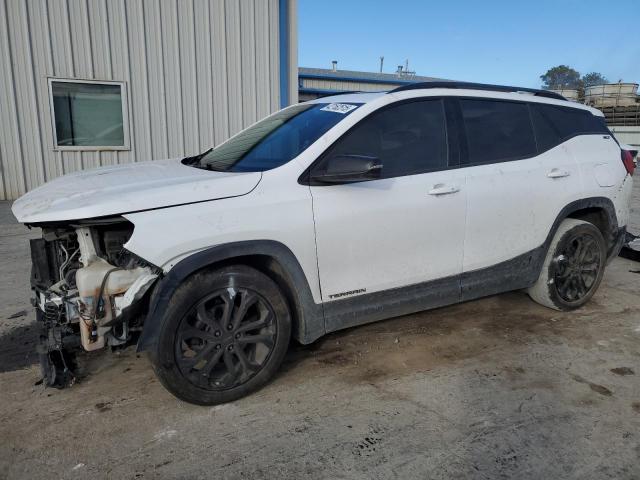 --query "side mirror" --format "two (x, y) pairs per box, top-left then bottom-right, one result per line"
(310, 154), (382, 184)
